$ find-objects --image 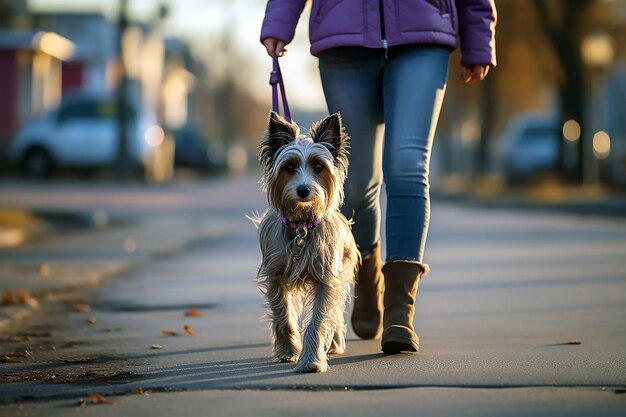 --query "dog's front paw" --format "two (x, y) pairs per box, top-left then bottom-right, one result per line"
(273, 353), (299, 363)
(294, 358), (328, 373)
